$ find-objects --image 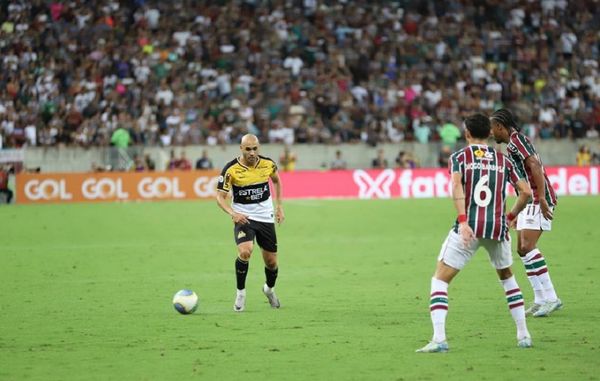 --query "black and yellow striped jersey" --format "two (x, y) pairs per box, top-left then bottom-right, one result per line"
(217, 155), (277, 222)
